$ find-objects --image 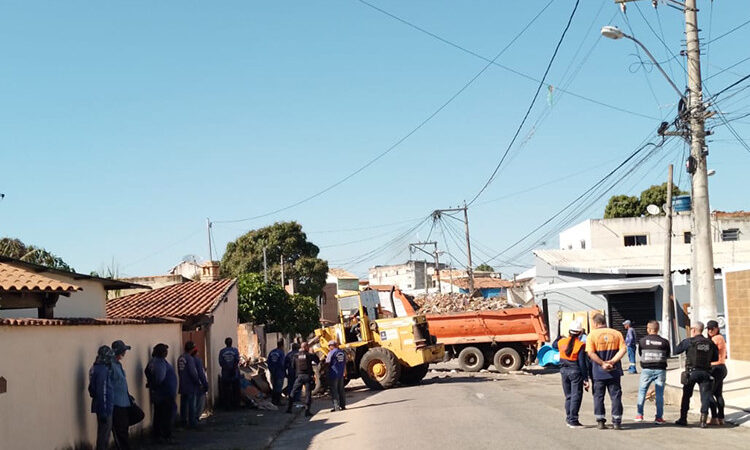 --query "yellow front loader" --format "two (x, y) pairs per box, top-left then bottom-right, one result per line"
(313, 290), (444, 390)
